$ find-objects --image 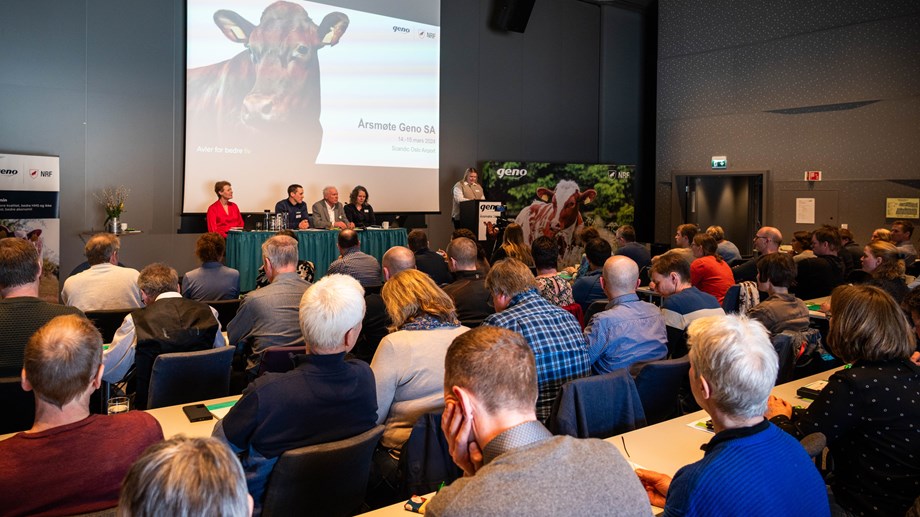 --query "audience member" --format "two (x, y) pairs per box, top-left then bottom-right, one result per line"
(369, 269), (469, 499)
(572, 238), (612, 312)
(274, 183), (312, 230)
(637, 315), (829, 516)
(746, 252), (809, 334)
(584, 256), (667, 374)
(344, 185), (376, 228)
(61, 233), (143, 311)
(837, 227), (862, 273)
(311, 185), (353, 229)
(254, 230), (315, 288)
(104, 263), (225, 409)
(352, 245), (415, 363)
(490, 223), (535, 267)
(732, 226), (782, 282)
(654, 223), (698, 265)
(214, 274), (377, 513)
(795, 225), (845, 300)
(482, 258), (590, 421)
(327, 229), (382, 288)
(614, 224), (651, 271)
(850, 240), (909, 303)
(0, 238), (83, 377)
(902, 286), (920, 365)
(891, 219), (917, 267)
(451, 228), (490, 272)
(532, 235), (575, 307)
(706, 225), (741, 264)
(407, 229), (452, 285)
(427, 326), (649, 516)
(228, 235), (310, 378)
(182, 232), (240, 301)
(442, 237), (493, 327)
(767, 284), (920, 516)
(689, 233), (734, 304)
(650, 253), (723, 358)
(119, 436), (252, 517)
(790, 230), (815, 263)
(0, 315), (163, 516)
(870, 227), (891, 242)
